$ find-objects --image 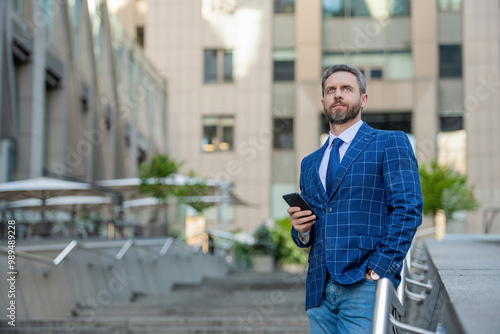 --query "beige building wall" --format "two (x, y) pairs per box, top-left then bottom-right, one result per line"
(111, 0), (500, 235)
(463, 0), (500, 233)
(145, 0), (273, 232)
